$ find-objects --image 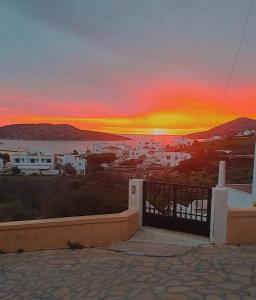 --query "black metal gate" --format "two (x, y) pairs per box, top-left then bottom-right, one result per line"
(142, 181), (212, 237)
